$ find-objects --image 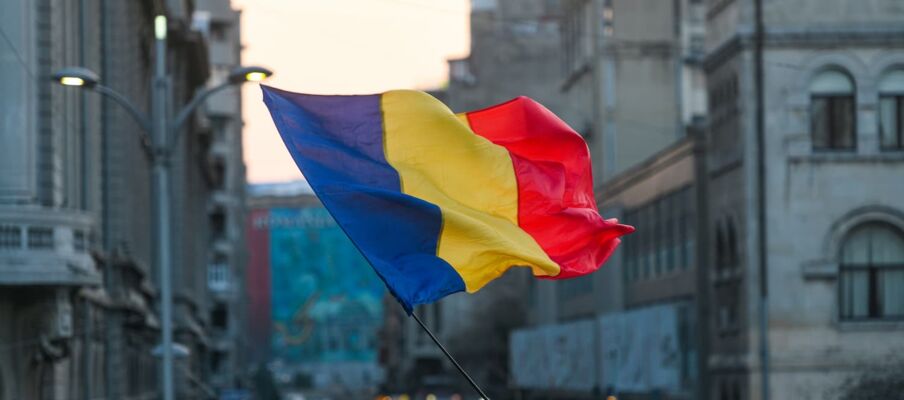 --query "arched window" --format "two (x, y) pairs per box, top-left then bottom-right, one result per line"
(879, 68), (904, 150)
(839, 223), (904, 320)
(810, 69), (856, 150)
